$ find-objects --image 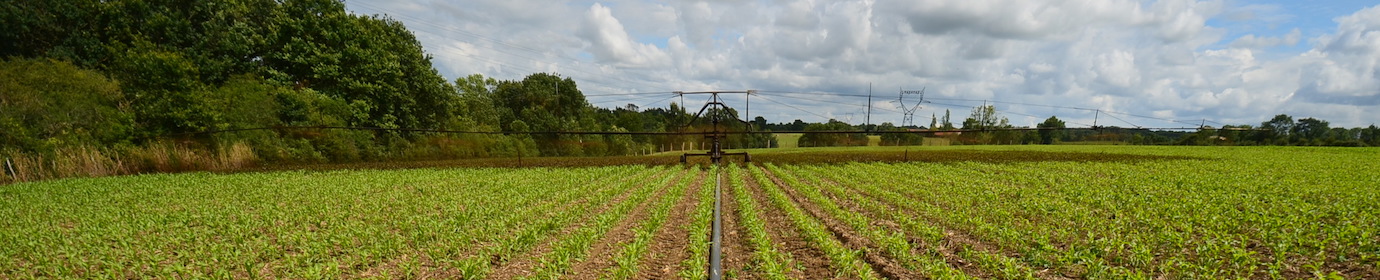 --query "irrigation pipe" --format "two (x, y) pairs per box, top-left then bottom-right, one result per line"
(709, 170), (723, 280)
